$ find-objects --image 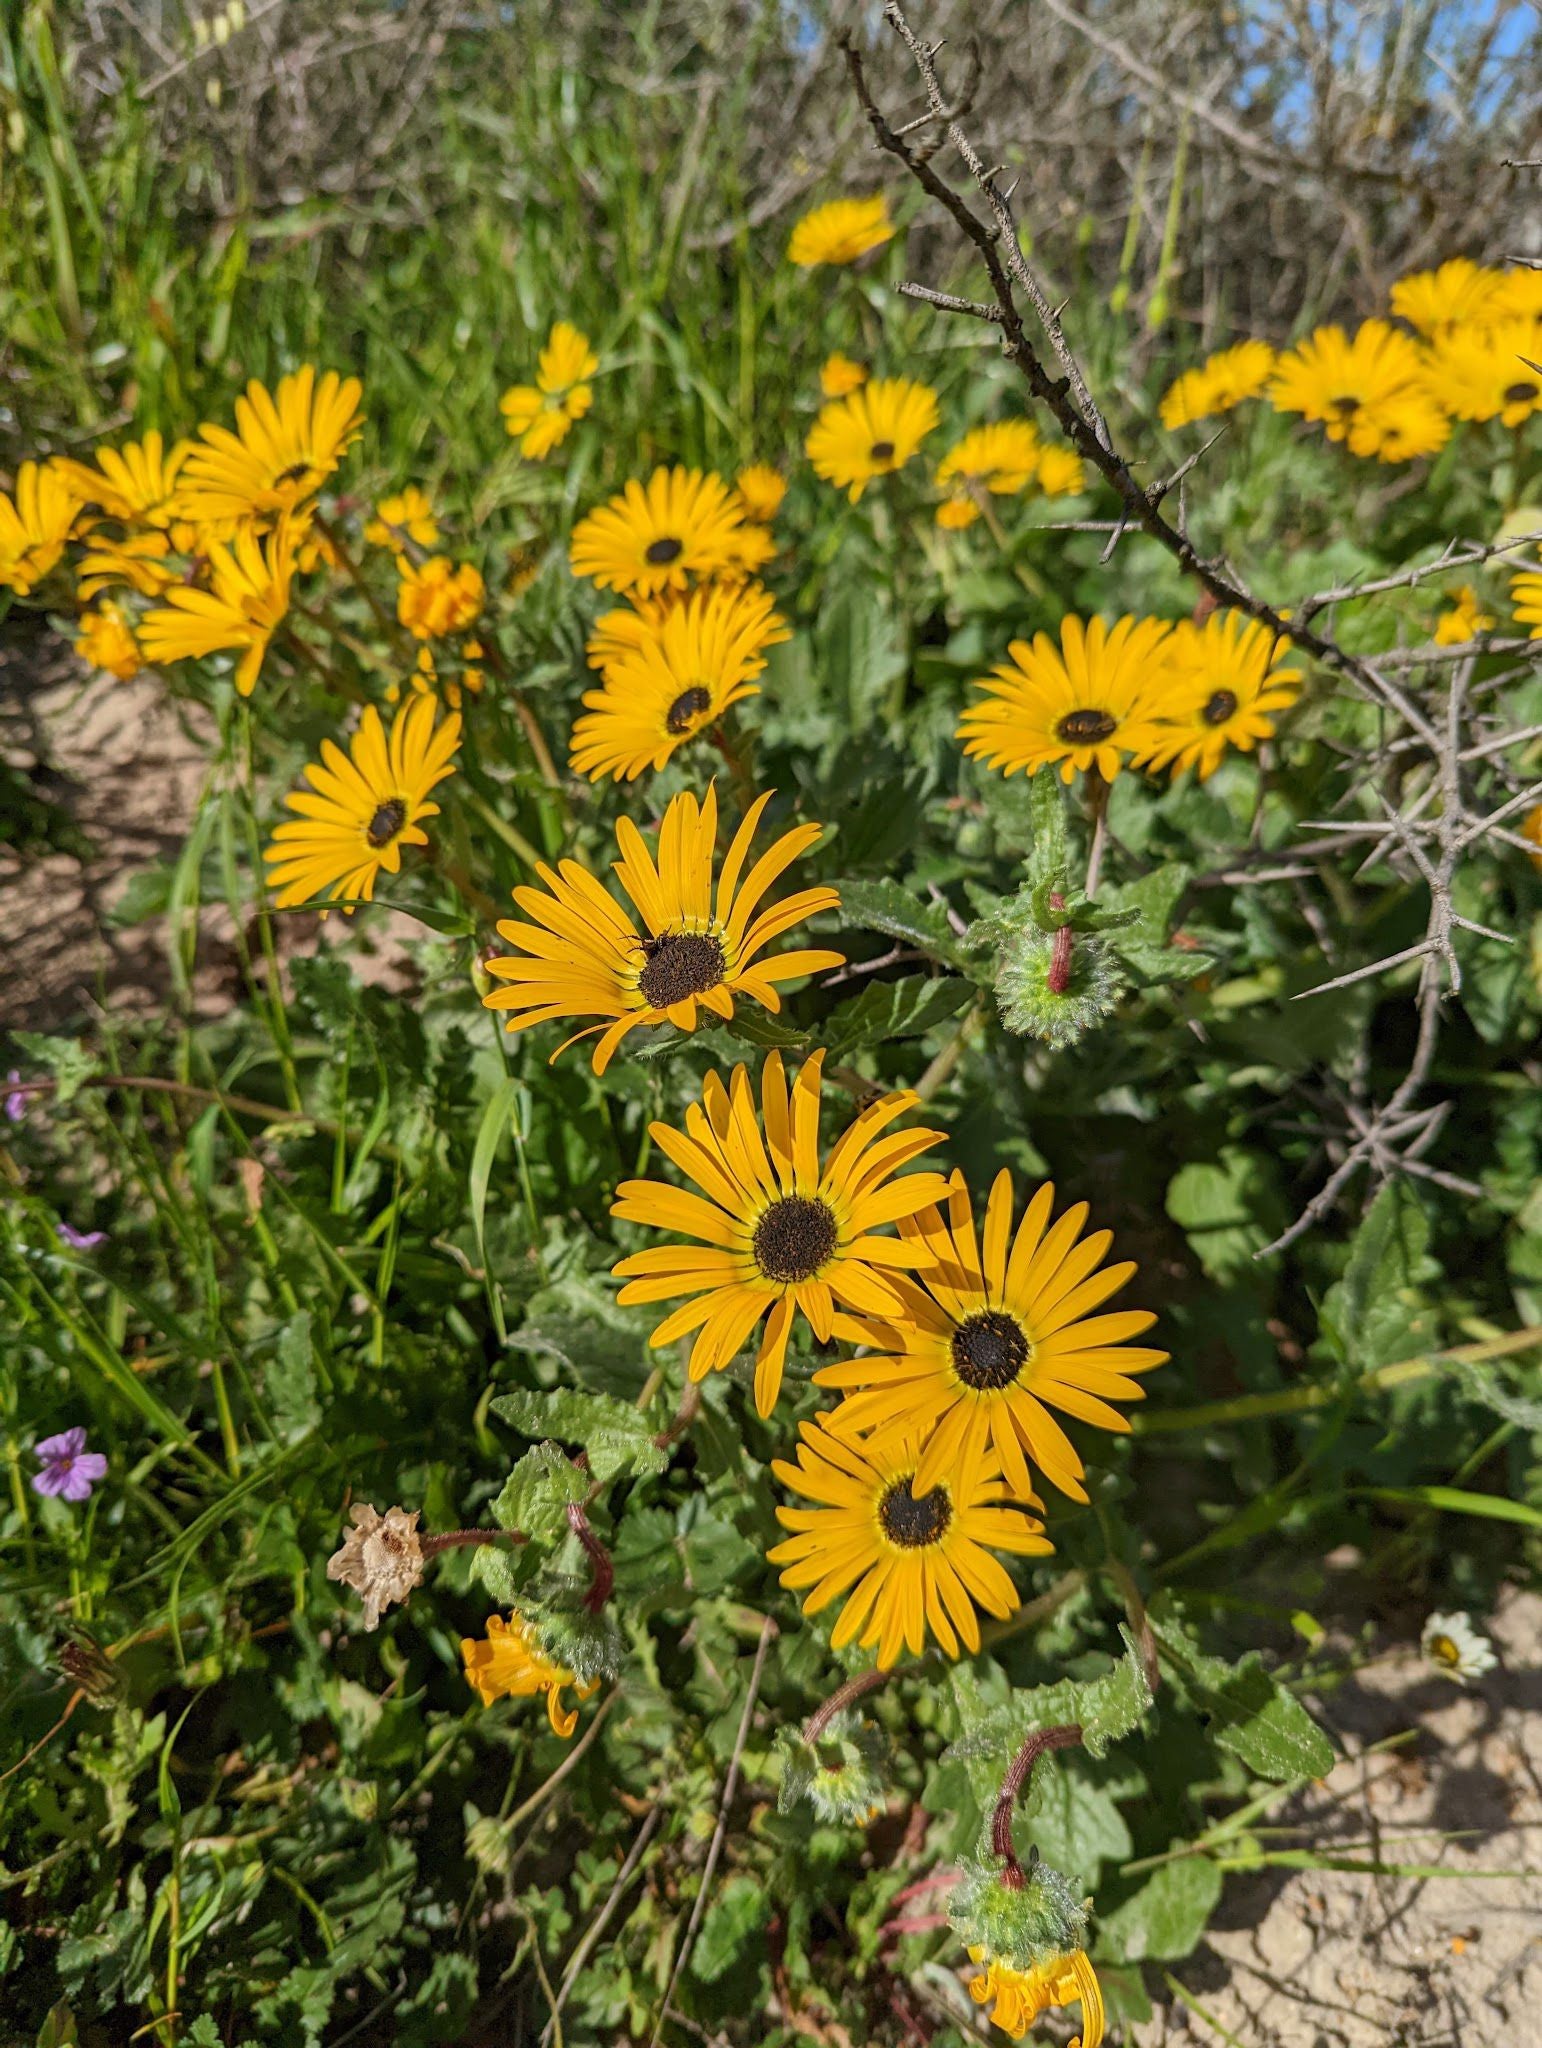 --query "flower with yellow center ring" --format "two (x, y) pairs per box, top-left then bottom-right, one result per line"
(816, 1169), (1165, 1507)
(611, 1050), (951, 1415)
(177, 366), (364, 524)
(396, 555), (484, 640)
(959, 613), (1173, 785)
(364, 486), (439, 551)
(787, 194), (895, 267)
(482, 782), (845, 1072)
(768, 1416), (1053, 1666)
